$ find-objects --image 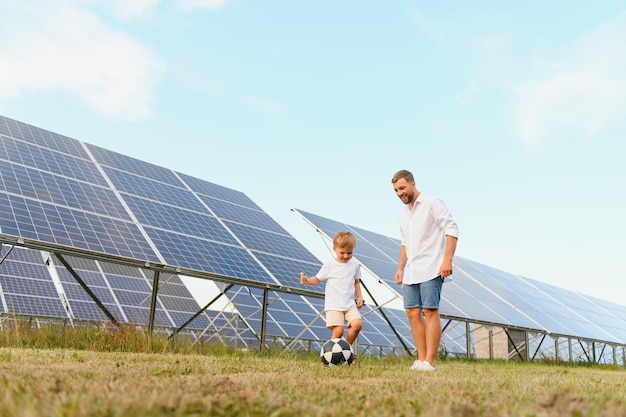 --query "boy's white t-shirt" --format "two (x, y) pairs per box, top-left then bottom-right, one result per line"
(316, 258), (362, 311)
